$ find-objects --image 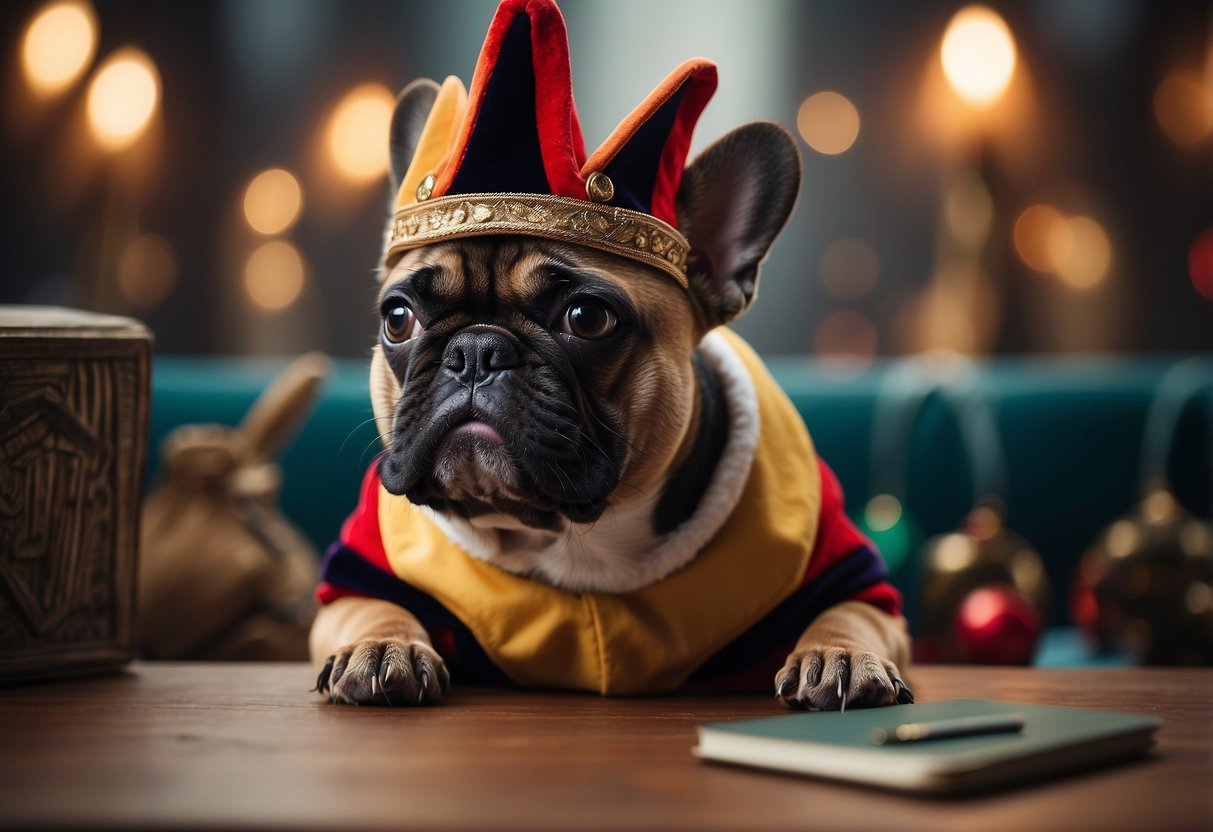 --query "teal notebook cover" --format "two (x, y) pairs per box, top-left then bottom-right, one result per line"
(695, 699), (1160, 794)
